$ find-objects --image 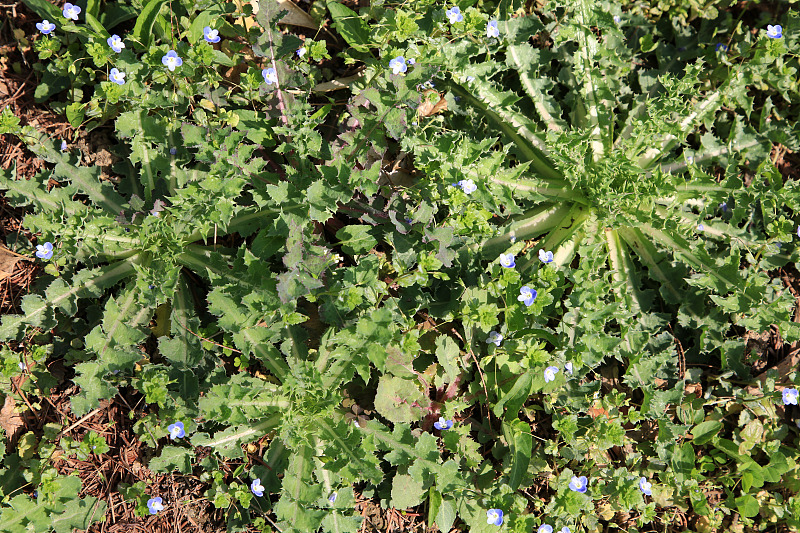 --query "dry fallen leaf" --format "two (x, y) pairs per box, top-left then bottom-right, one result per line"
(0, 244), (25, 282)
(0, 395), (25, 444)
(417, 90), (448, 117)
